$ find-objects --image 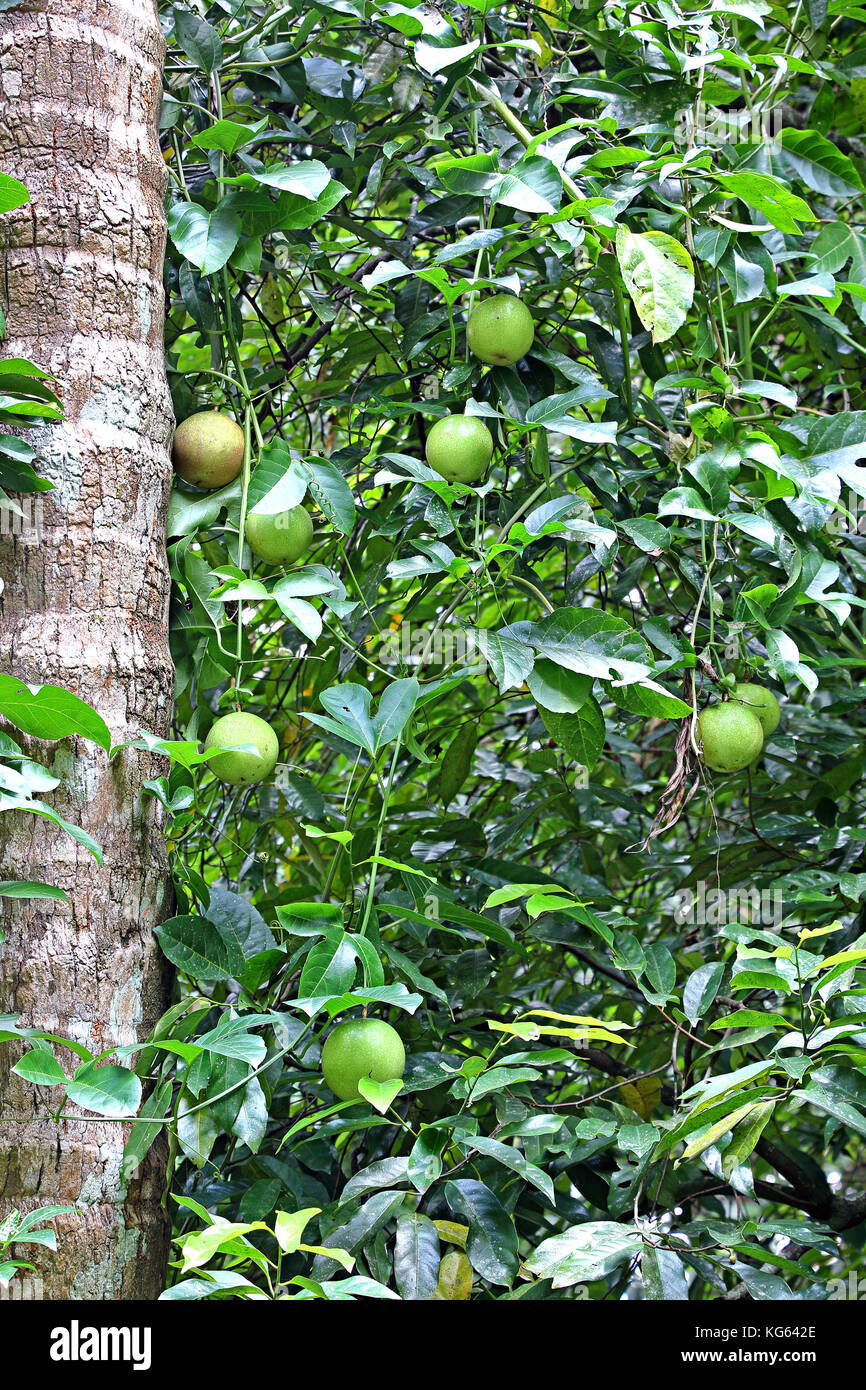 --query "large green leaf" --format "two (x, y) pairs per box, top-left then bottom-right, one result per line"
(443, 1179), (519, 1286)
(167, 202), (241, 275)
(526, 1222), (642, 1288)
(155, 914), (246, 982)
(616, 229), (695, 343)
(0, 675), (111, 750)
(393, 1214), (441, 1300)
(65, 1063), (142, 1119)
